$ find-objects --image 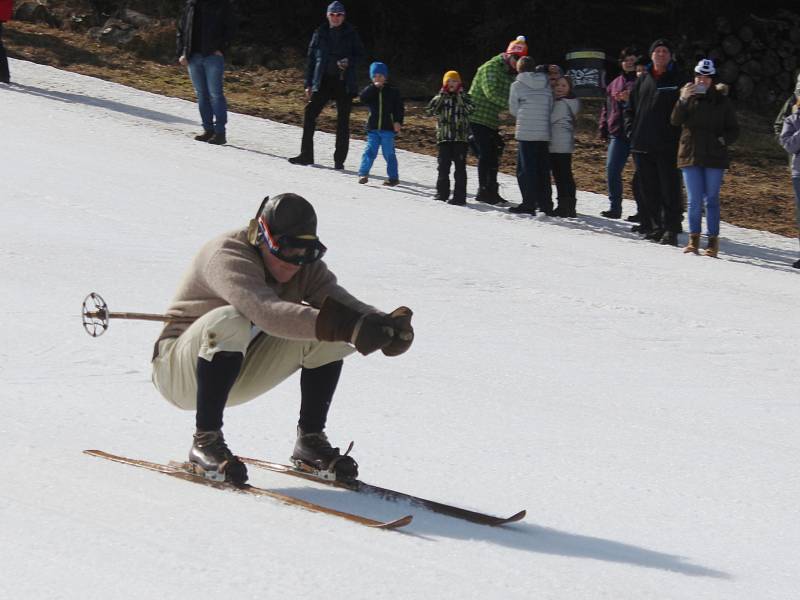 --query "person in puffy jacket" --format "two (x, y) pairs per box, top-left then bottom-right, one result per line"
(778, 102), (800, 269)
(508, 57), (553, 215)
(549, 75), (581, 217)
(357, 62), (404, 186)
(671, 59), (739, 258)
(0, 0), (14, 84)
(426, 70), (474, 205)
